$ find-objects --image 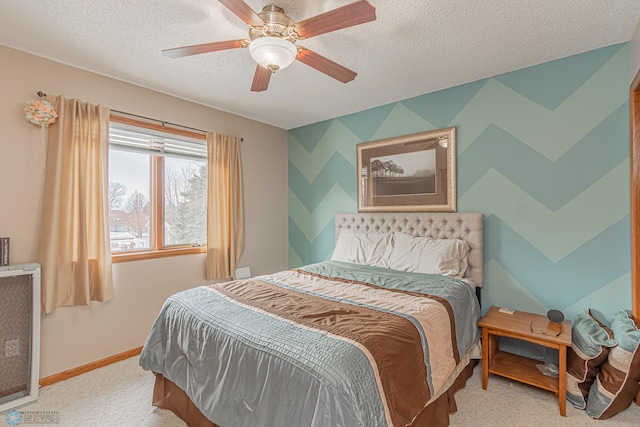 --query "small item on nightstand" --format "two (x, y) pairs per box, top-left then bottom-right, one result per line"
(536, 362), (559, 378)
(499, 307), (515, 314)
(547, 309), (565, 324)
